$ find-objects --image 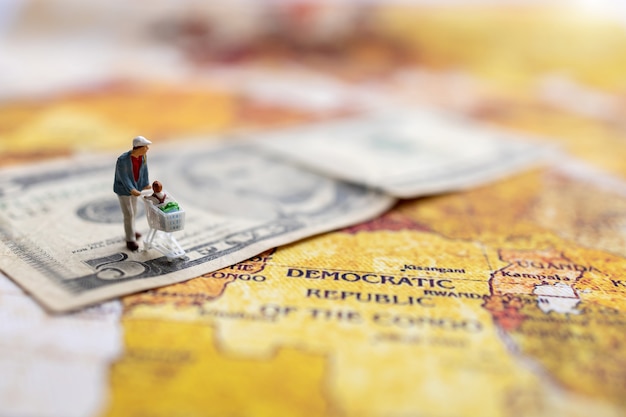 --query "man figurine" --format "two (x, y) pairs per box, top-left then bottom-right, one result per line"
(113, 136), (152, 251)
